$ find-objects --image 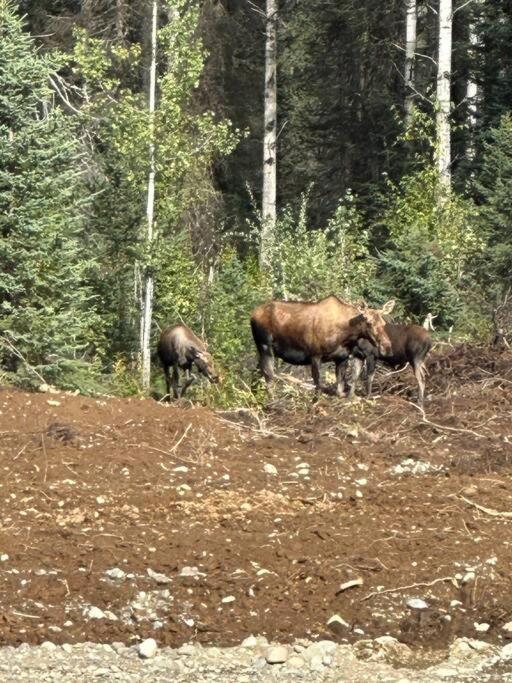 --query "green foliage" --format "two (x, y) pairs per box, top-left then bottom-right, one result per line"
(0, 1), (103, 377)
(474, 113), (512, 295)
(266, 192), (375, 301)
(378, 165), (482, 325)
(70, 0), (239, 365)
